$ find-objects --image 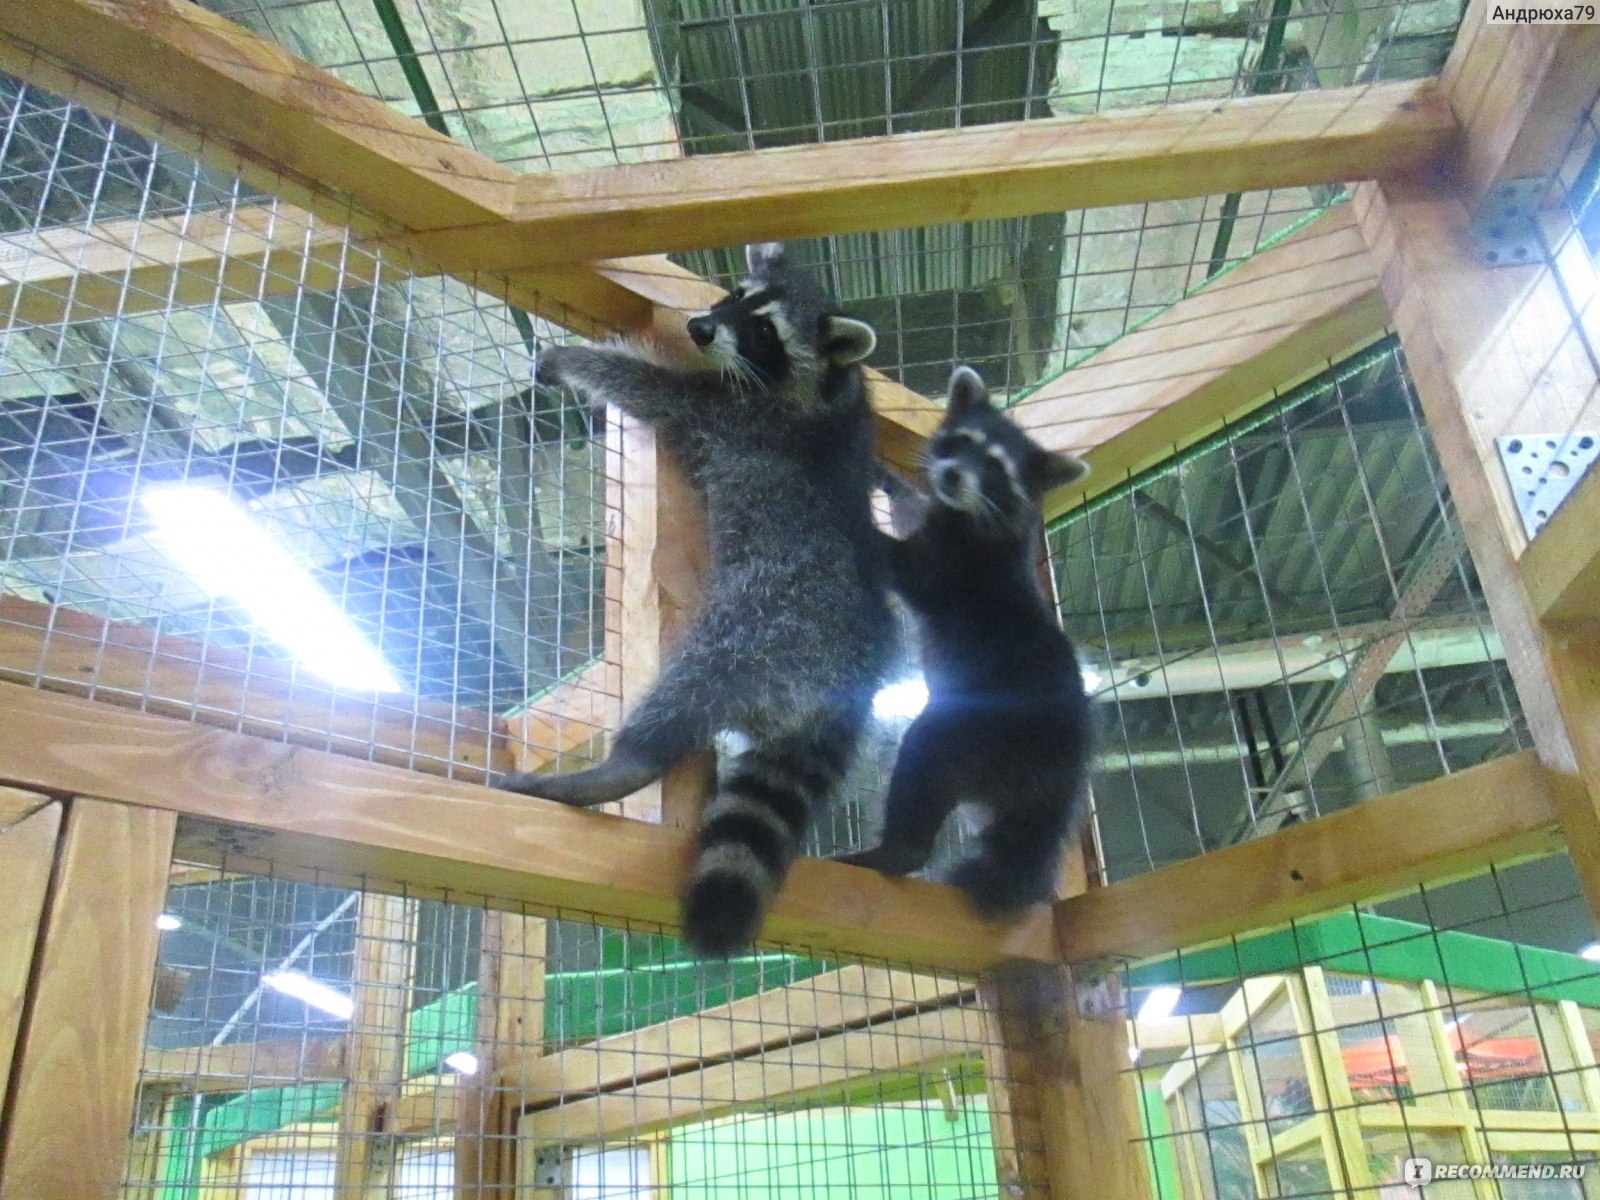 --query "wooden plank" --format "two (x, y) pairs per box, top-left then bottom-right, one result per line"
(140, 1036), (347, 1093)
(0, 801), (61, 1119)
(0, 204), (369, 325)
(0, 787), (47, 831)
(504, 661), (622, 776)
(0, 682), (1058, 972)
(1013, 206), (1388, 519)
(1443, 19), (1600, 210)
(496, 964), (969, 1100)
(1349, 173), (1600, 908)
(0, 798), (176, 1200)
(516, 1004), (987, 1144)
(1054, 751), (1565, 964)
(0, 594), (508, 782)
(395, 81), (1455, 270)
(336, 894), (418, 1195)
(1522, 466), (1600, 622)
